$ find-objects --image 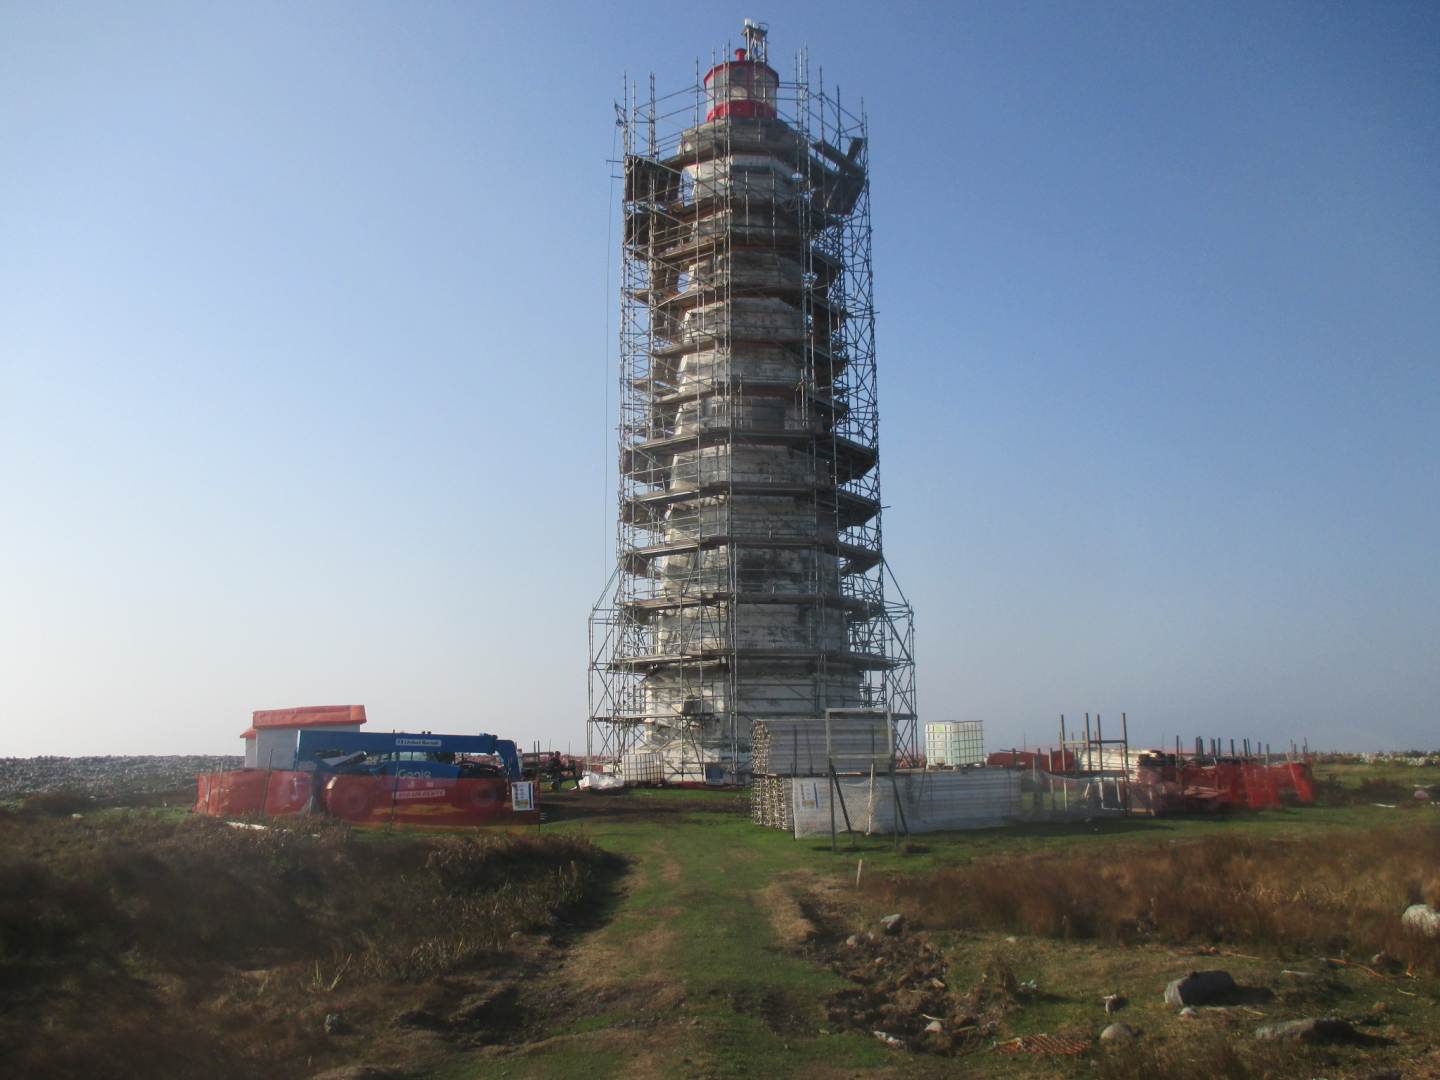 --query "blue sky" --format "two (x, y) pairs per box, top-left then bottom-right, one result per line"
(2, 1), (1436, 757)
